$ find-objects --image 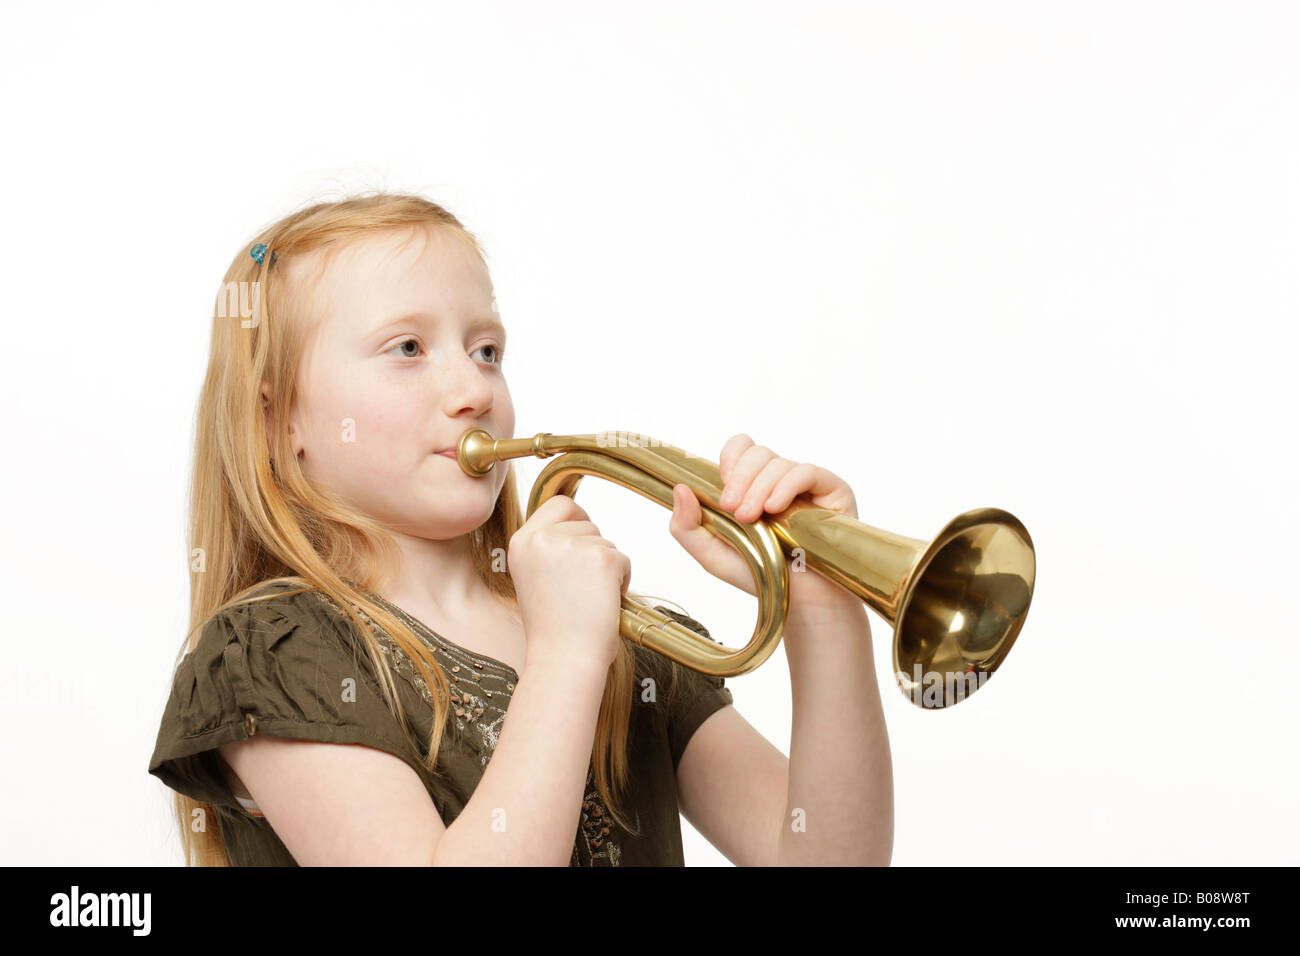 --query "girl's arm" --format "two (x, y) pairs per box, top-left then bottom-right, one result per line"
(776, 597), (893, 866)
(668, 433), (894, 865)
(673, 599), (893, 866)
(218, 634), (610, 866)
(432, 647), (610, 865)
